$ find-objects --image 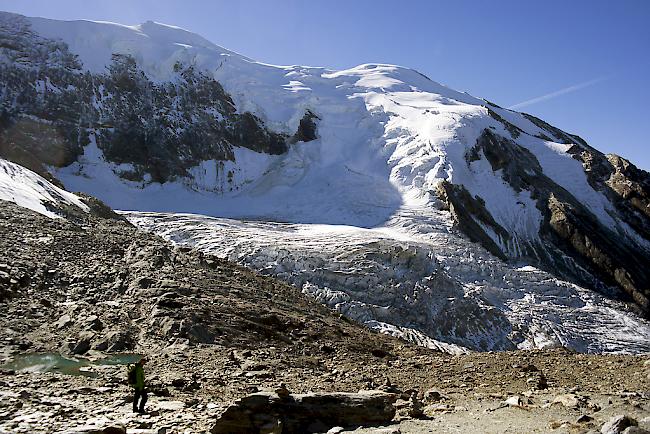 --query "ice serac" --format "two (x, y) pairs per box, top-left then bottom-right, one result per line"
(1, 12), (649, 351)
